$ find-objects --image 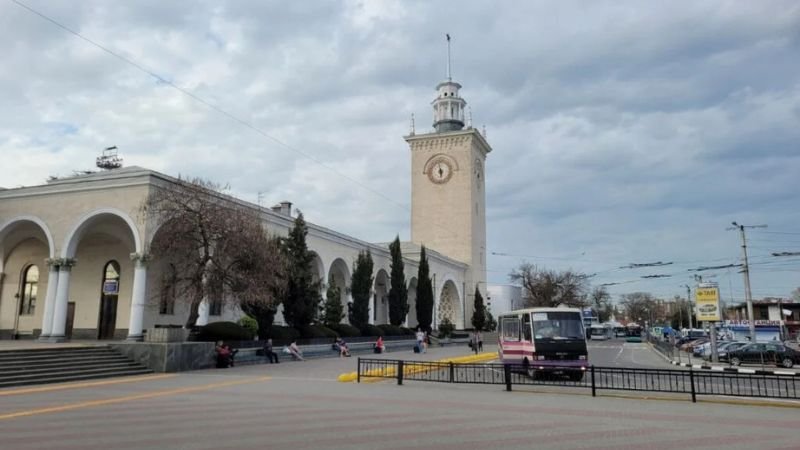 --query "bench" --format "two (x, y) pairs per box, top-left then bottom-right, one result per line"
(224, 339), (418, 366)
